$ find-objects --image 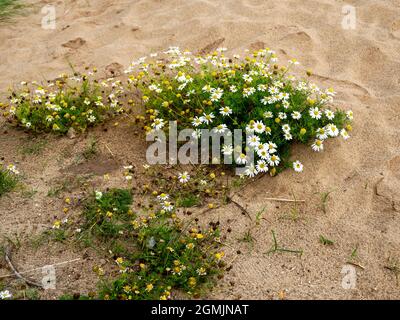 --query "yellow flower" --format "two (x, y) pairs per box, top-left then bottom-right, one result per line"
(196, 233), (204, 239)
(65, 197), (71, 204)
(115, 257), (124, 264)
(215, 252), (225, 260)
(53, 220), (61, 229)
(188, 277), (197, 287)
(300, 128), (307, 135)
(106, 211), (113, 218)
(209, 173), (216, 179)
(146, 284), (154, 292)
